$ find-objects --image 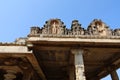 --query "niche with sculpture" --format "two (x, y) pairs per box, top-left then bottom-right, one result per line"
(87, 19), (112, 36)
(41, 19), (66, 35)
